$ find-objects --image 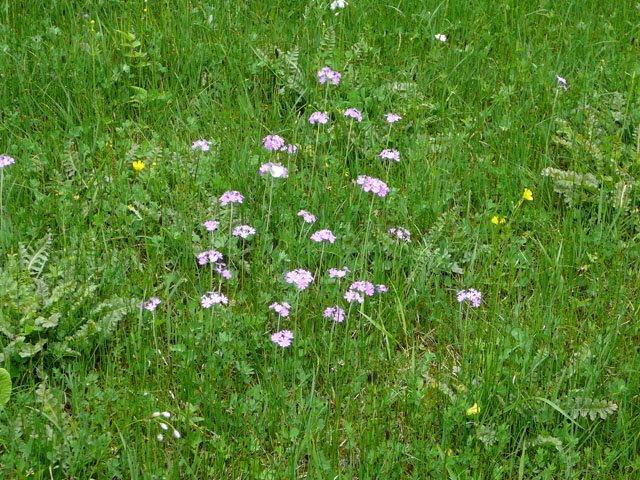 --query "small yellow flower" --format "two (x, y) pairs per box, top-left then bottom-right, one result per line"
(522, 188), (533, 201)
(132, 160), (146, 171)
(457, 383), (466, 392)
(466, 402), (481, 416)
(491, 215), (506, 225)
